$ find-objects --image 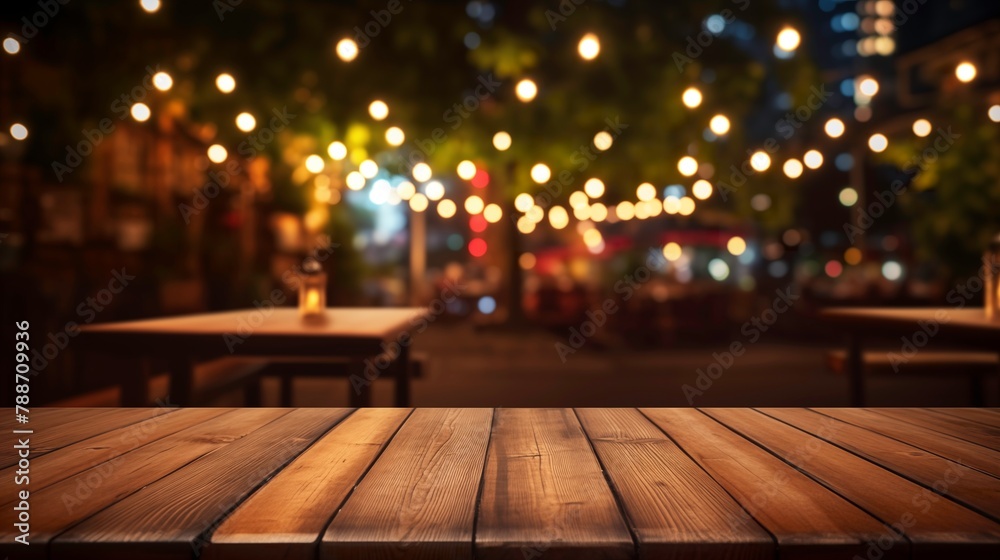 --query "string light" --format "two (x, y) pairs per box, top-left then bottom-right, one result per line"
(304, 155), (325, 173)
(130, 103), (151, 122)
(346, 171), (365, 190)
(514, 193), (534, 212)
(9, 123), (28, 141)
(776, 27), (801, 52)
(483, 203), (503, 223)
(750, 151), (771, 172)
(857, 76), (879, 96)
(824, 118), (845, 138)
(839, 187), (858, 206)
(215, 73), (236, 93)
(636, 182), (657, 201)
(678, 156), (698, 177)
(692, 180), (713, 200)
(465, 195), (485, 214)
(709, 114), (730, 135)
(682, 87), (702, 108)
(517, 216), (536, 234)
(409, 193), (429, 212)
(359, 159), (379, 178)
(989, 105), (1000, 123)
(424, 180), (445, 201)
(584, 178), (605, 198)
(235, 112), (256, 132)
(803, 150), (824, 169)
(207, 144), (228, 163)
(385, 126), (405, 146)
(868, 133), (888, 152)
(590, 203), (608, 222)
(397, 181), (416, 200)
(412, 162), (432, 182)
(615, 201), (635, 221)
(515, 79), (538, 102)
(955, 61), (977, 83)
(437, 199), (457, 218)
(530, 163), (551, 183)
(663, 242), (682, 261)
(678, 197), (696, 216)
(140, 0), (161, 14)
(327, 141), (347, 160)
(455, 160), (476, 180)
(578, 33), (600, 60)
(569, 191), (589, 208)
(912, 119), (931, 137)
(152, 71), (173, 91)
(336, 38), (359, 62)
(3, 38), (20, 55)
(782, 158), (803, 179)
(368, 100), (389, 121)
(493, 131), (512, 151)
(593, 131), (613, 151)
(548, 206), (569, 229)
(727, 236), (747, 256)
